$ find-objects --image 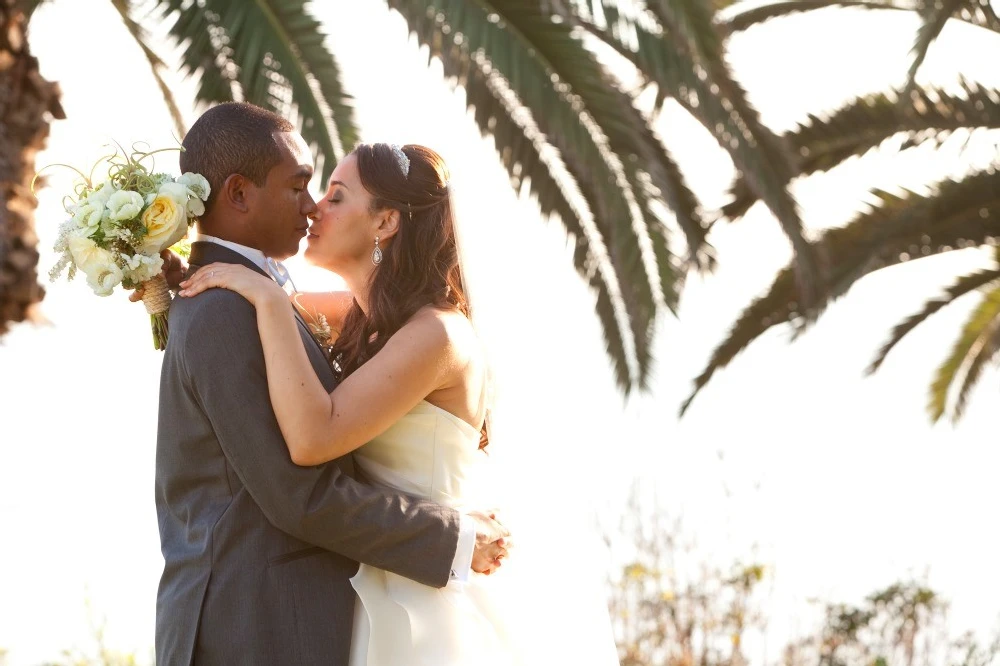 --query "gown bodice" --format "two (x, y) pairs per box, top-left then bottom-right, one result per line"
(353, 400), (486, 509)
